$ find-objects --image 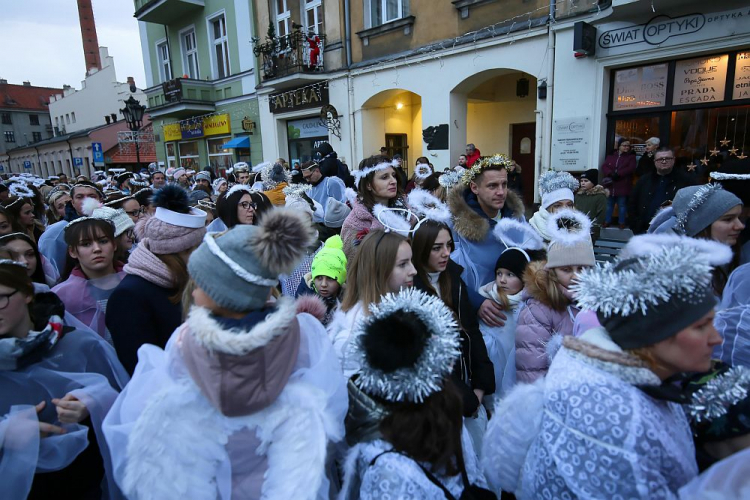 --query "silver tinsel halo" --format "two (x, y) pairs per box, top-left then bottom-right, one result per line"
(546, 208), (592, 246)
(689, 366), (750, 423)
(373, 204), (413, 237)
(8, 183), (35, 199)
(571, 243), (715, 317)
(621, 233), (733, 267)
(260, 162), (290, 189)
(438, 170), (462, 189)
(538, 170), (579, 196)
(414, 163), (433, 180)
(233, 162), (250, 173)
(492, 218), (545, 250)
(675, 183), (723, 234)
(353, 288), (461, 403)
(353, 160), (397, 188)
(709, 171), (750, 181)
(282, 183), (312, 200)
(226, 184), (256, 199)
(407, 188), (451, 225)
